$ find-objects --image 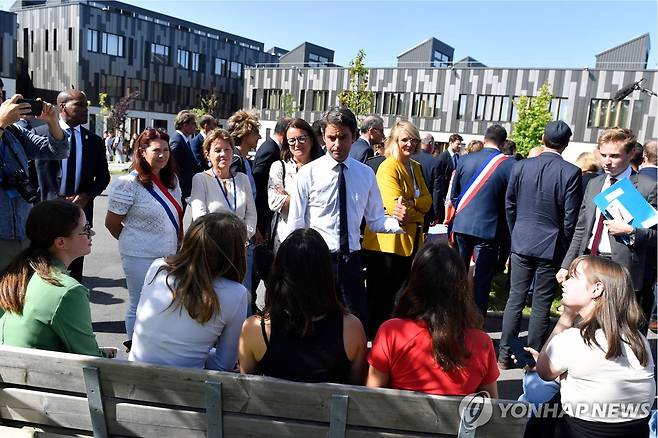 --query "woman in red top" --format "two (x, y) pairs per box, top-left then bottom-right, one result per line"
(367, 242), (499, 396)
